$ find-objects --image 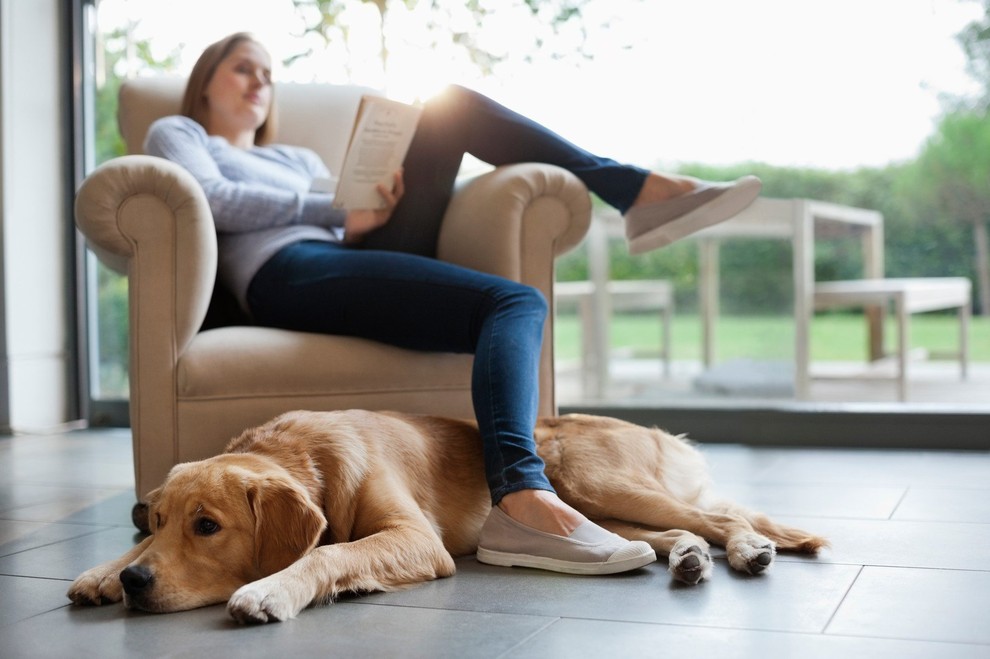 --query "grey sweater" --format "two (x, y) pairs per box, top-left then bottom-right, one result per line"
(144, 115), (347, 312)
